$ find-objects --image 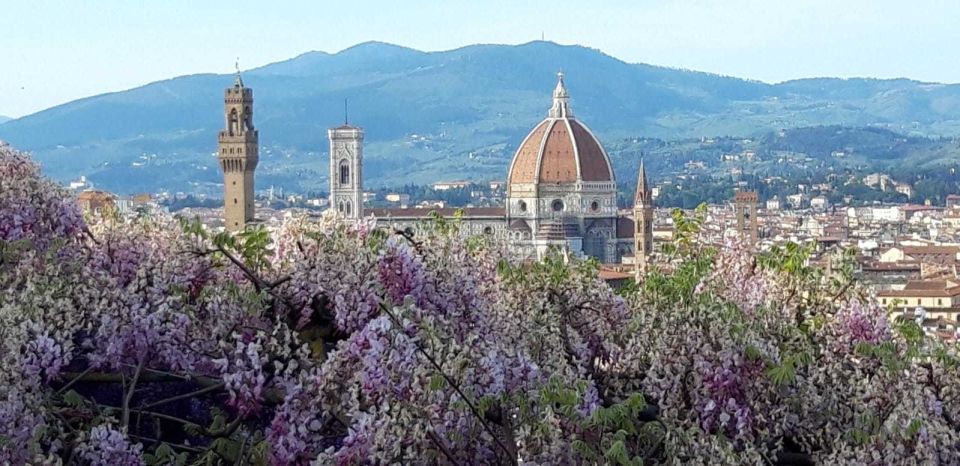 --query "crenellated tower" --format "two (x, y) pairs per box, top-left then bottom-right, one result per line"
(217, 71), (258, 231)
(328, 124), (364, 220)
(634, 159), (654, 280)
